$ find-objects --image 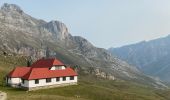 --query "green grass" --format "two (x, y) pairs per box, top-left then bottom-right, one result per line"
(0, 55), (170, 100)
